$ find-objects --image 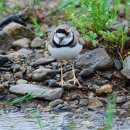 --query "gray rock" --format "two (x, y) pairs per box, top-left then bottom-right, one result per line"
(31, 37), (45, 48)
(116, 96), (127, 104)
(3, 22), (35, 40)
(79, 67), (95, 78)
(62, 83), (75, 90)
(16, 79), (28, 84)
(79, 99), (88, 106)
(17, 48), (33, 57)
(121, 55), (130, 79)
(49, 99), (63, 108)
(32, 67), (59, 81)
(31, 56), (55, 67)
(0, 31), (14, 51)
(76, 48), (114, 71)
(13, 38), (30, 48)
(9, 84), (64, 101)
(114, 59), (122, 70)
(0, 55), (9, 66)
